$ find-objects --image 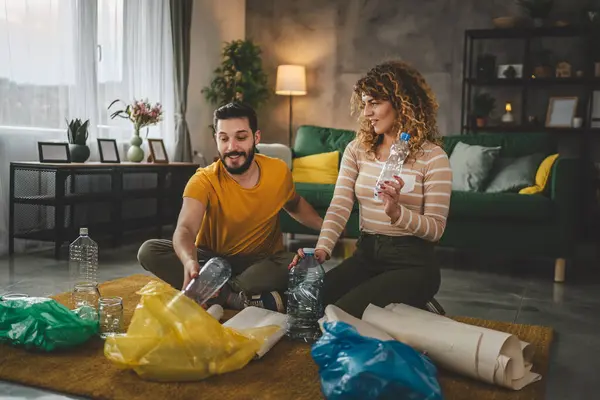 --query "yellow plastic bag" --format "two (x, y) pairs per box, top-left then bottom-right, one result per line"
(103, 280), (279, 382)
